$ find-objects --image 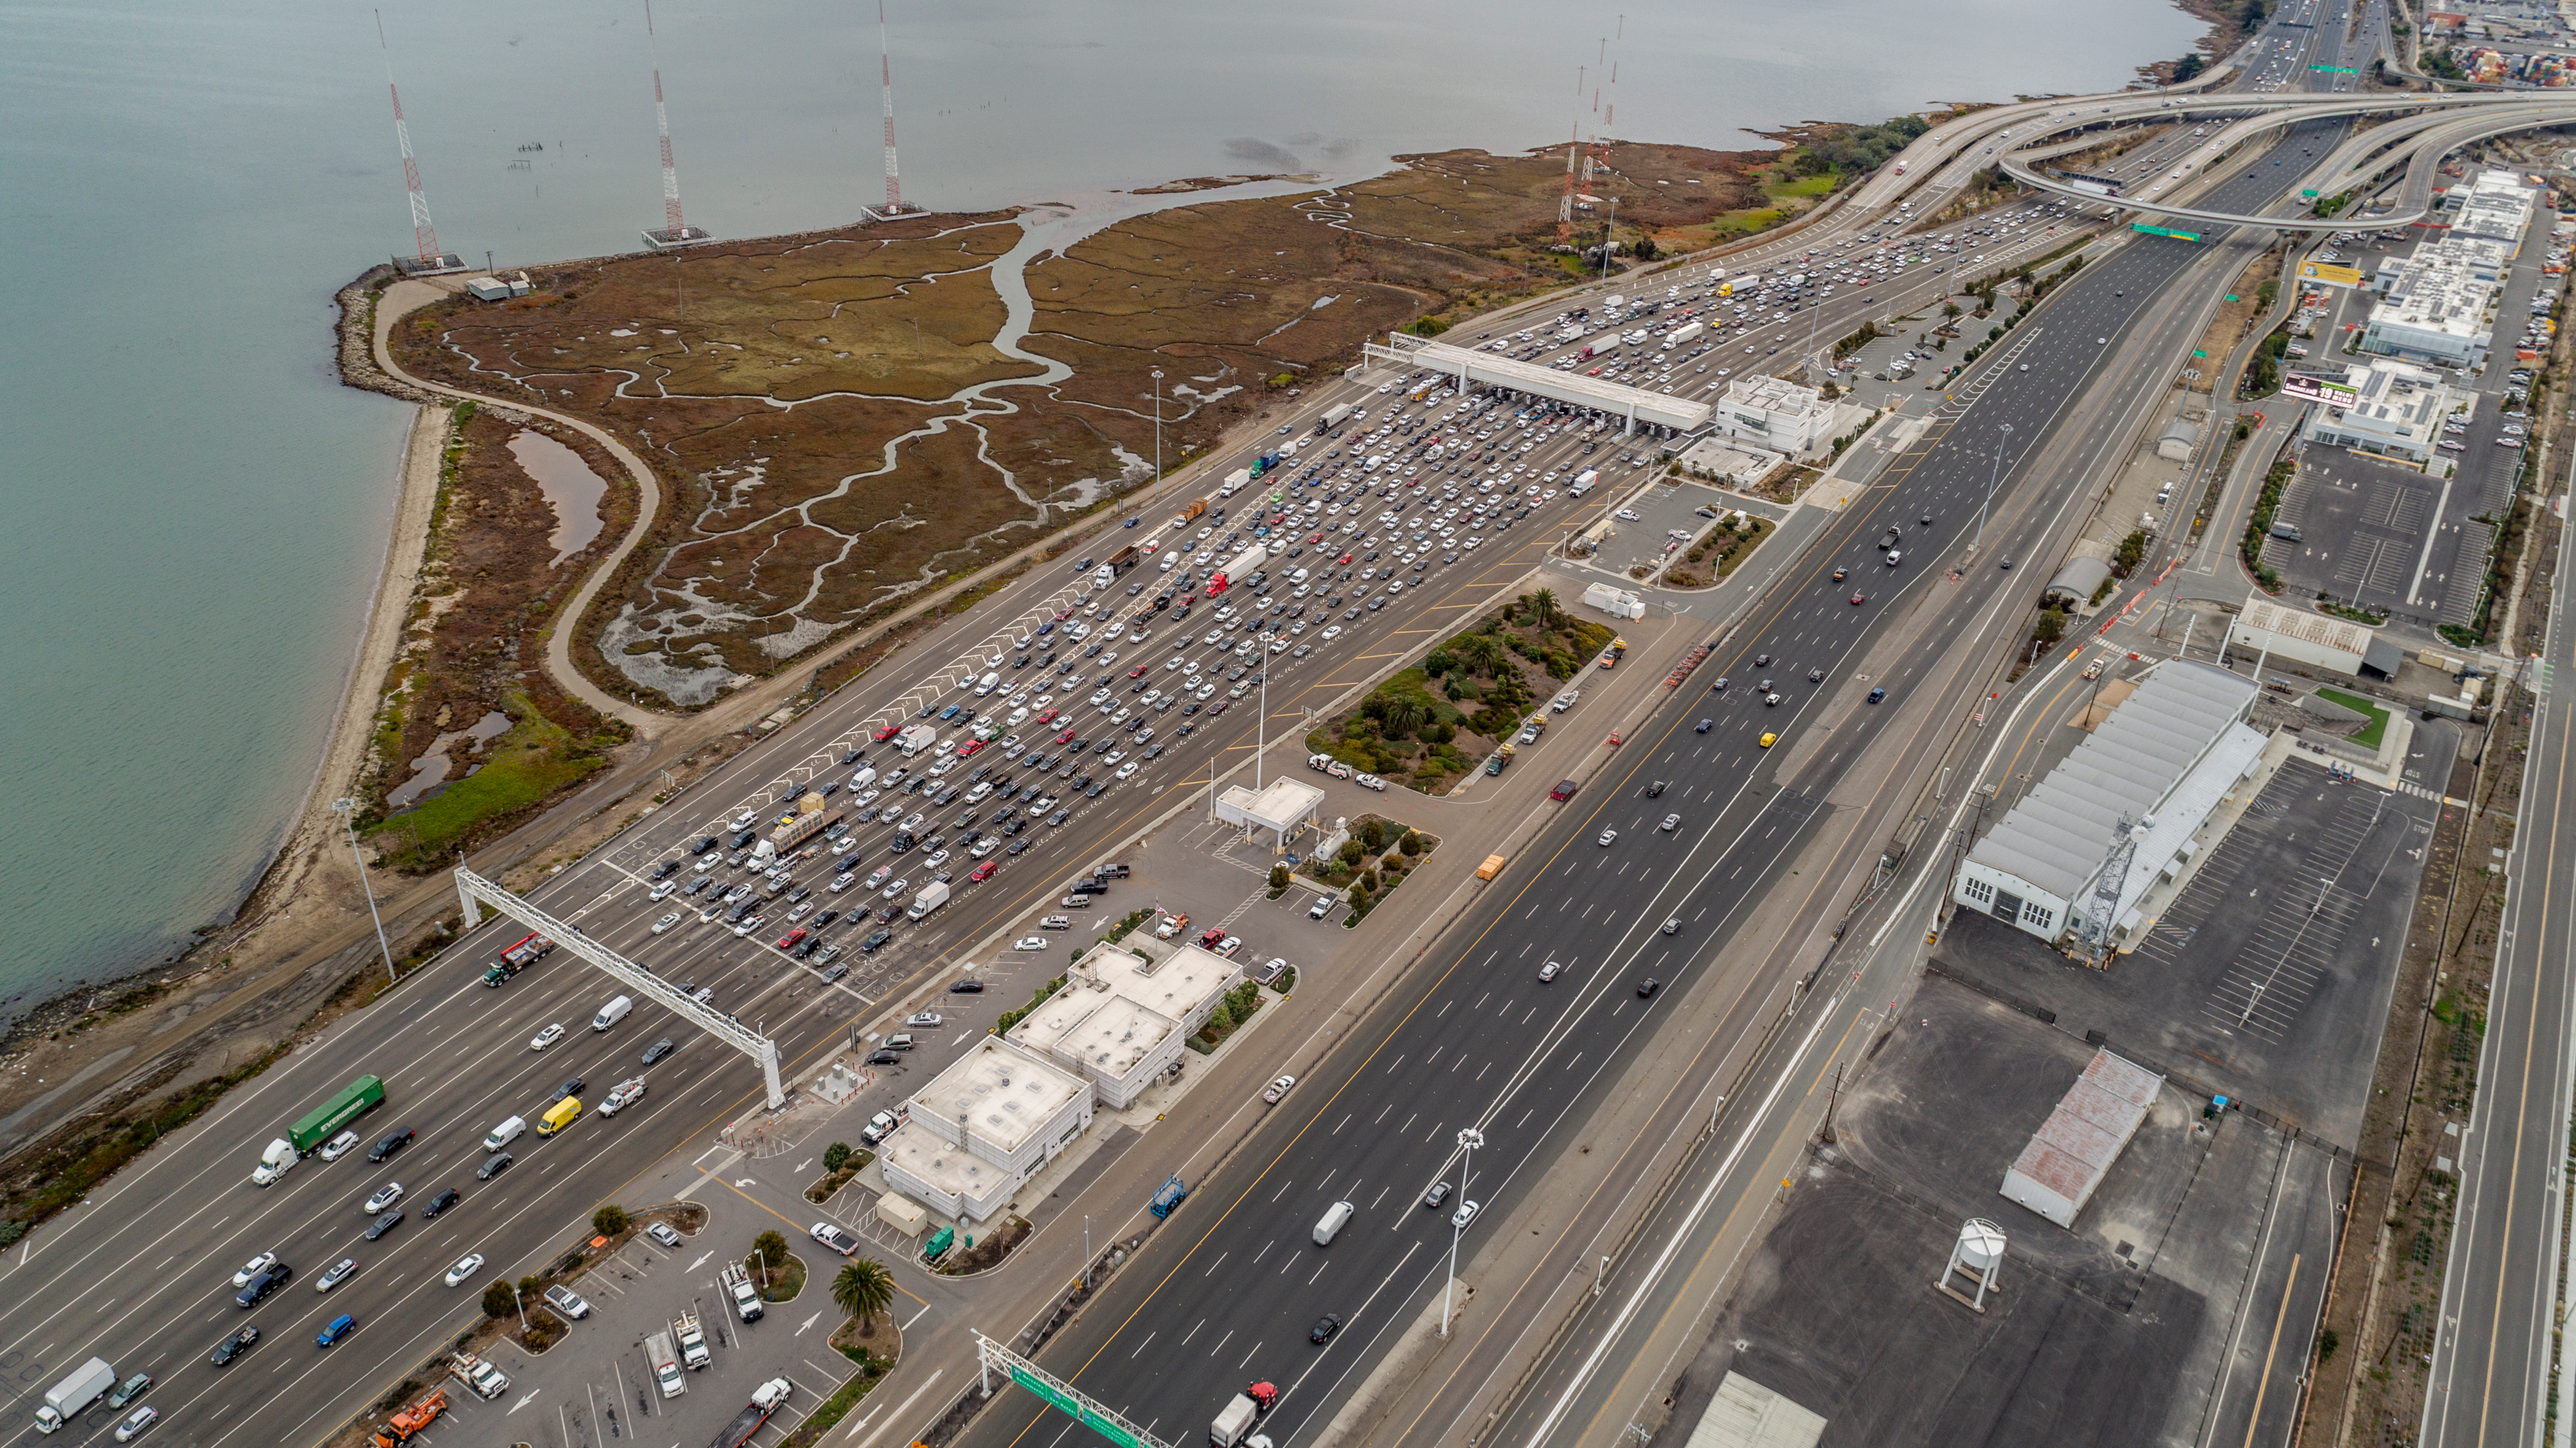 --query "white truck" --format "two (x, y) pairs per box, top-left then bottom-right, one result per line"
(1664, 321), (1705, 349)
(250, 1137), (297, 1186)
(1567, 468), (1601, 497)
(1210, 544), (1267, 596)
(450, 1352), (509, 1401)
(676, 1309), (712, 1371)
(720, 1262), (765, 1323)
(1221, 467), (1253, 495)
(894, 724), (938, 757)
(36, 1358), (115, 1433)
(1318, 403), (1353, 431)
(906, 880), (951, 922)
(648, 1331), (686, 1398)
